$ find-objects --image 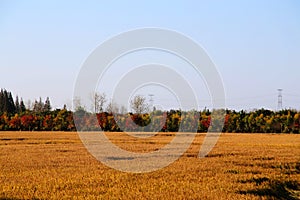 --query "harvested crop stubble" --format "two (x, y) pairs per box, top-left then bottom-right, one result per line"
(0, 132), (299, 199)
